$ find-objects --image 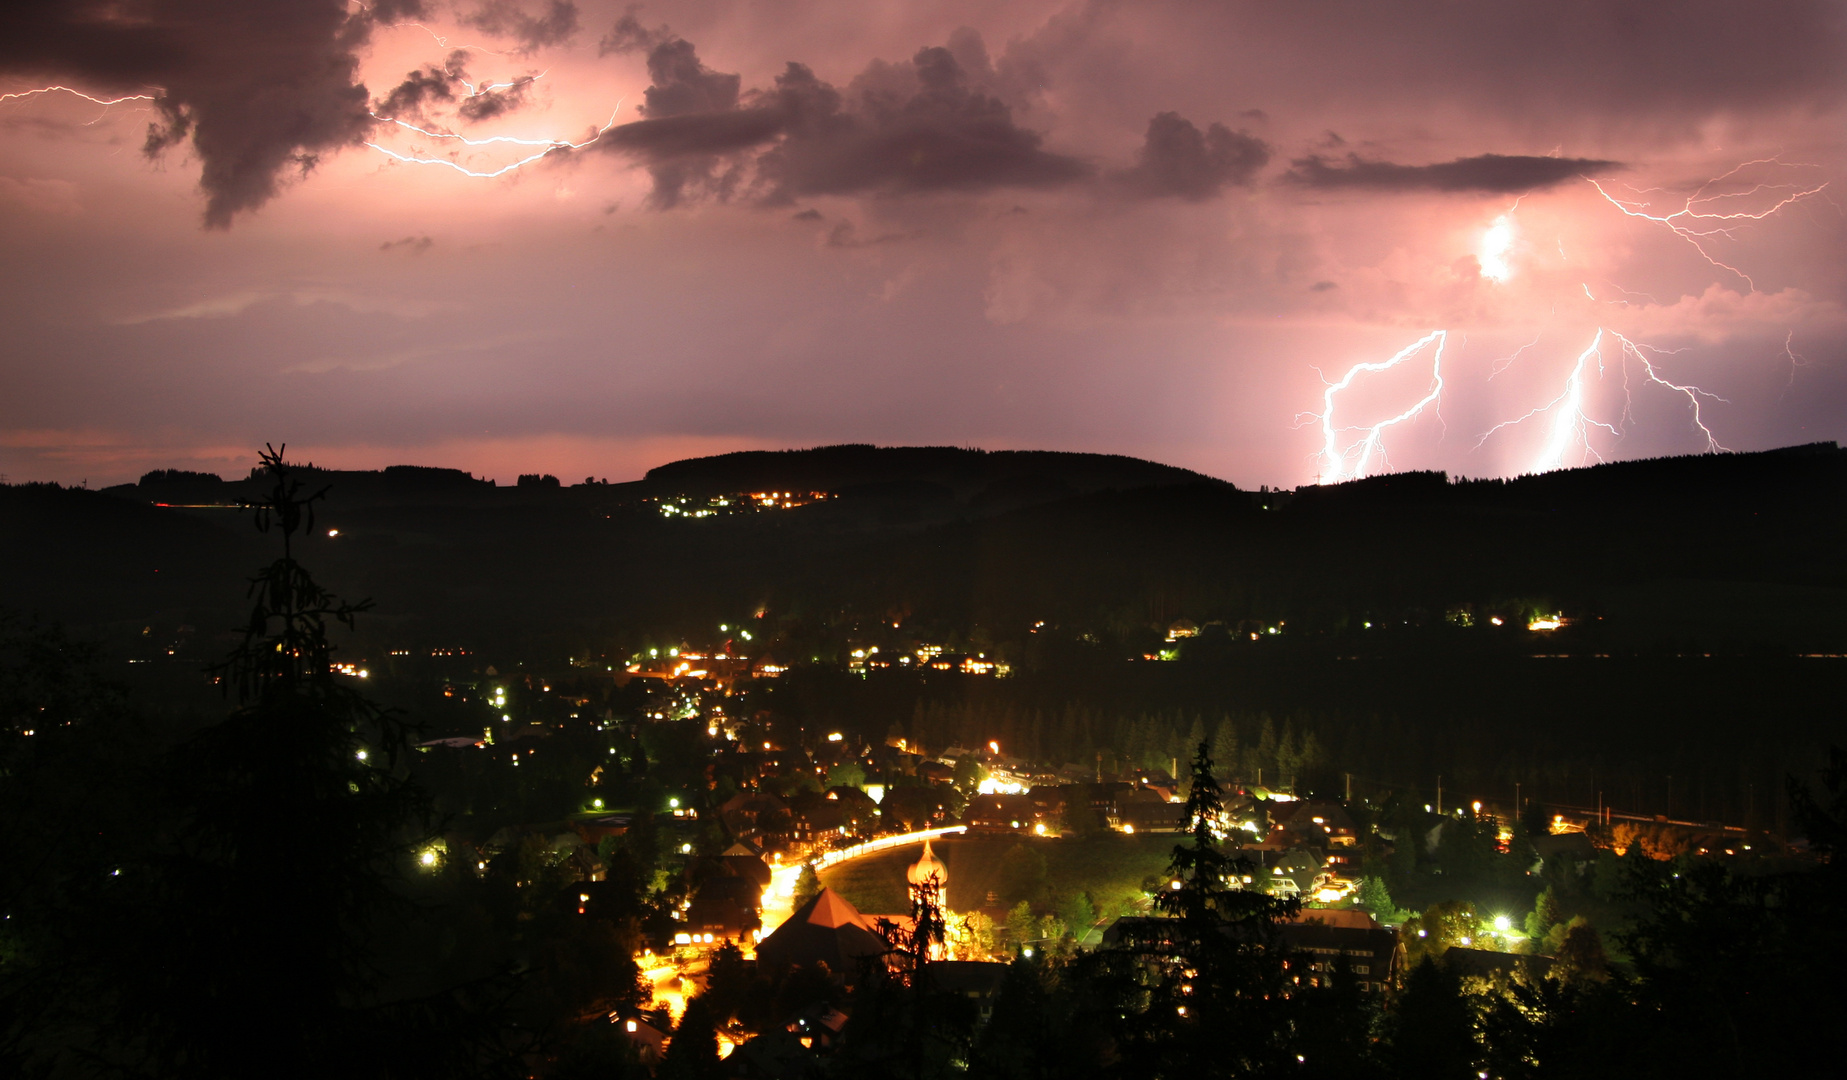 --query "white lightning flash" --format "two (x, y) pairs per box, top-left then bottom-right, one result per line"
(365, 102), (622, 179)
(1480, 331), (1621, 473)
(0, 85), (157, 106)
(1478, 328), (1727, 473)
(0, 84), (159, 125)
(1478, 213), (1516, 283)
(1589, 159), (1829, 291)
(1305, 330), (1448, 484)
